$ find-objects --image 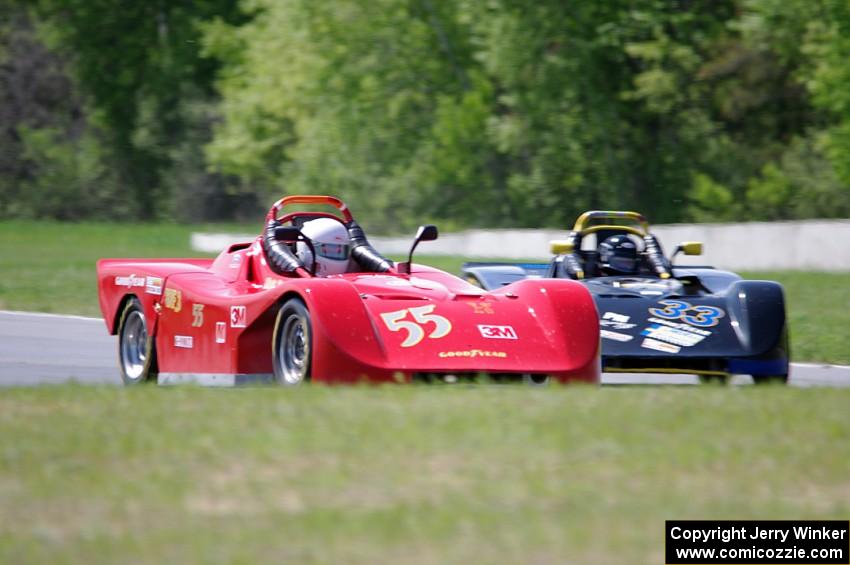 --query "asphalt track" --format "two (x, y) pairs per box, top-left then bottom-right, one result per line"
(1, 310), (849, 387)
